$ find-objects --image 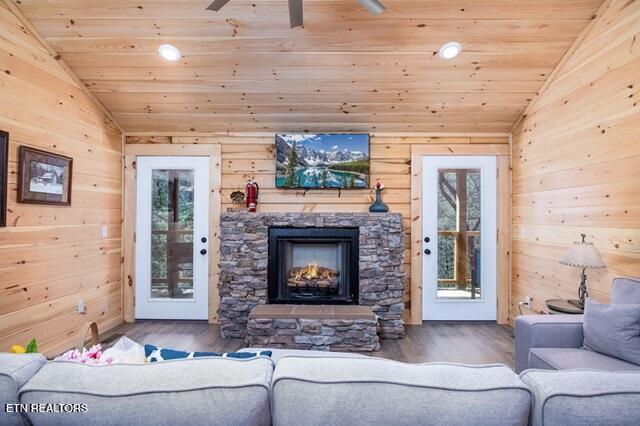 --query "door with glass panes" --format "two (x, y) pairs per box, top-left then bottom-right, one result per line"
(422, 156), (497, 321)
(135, 156), (209, 319)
